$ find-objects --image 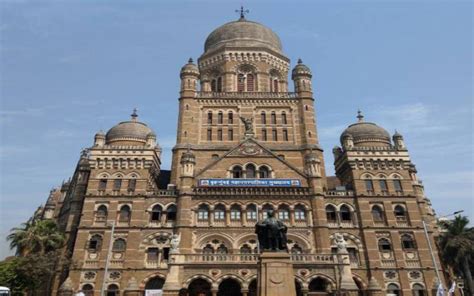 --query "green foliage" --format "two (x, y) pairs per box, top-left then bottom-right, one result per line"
(437, 215), (474, 295)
